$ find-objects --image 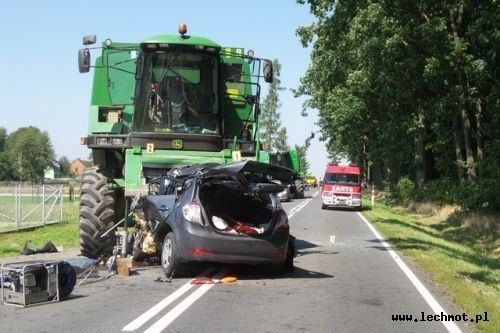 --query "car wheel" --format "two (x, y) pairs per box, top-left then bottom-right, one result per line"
(161, 232), (179, 278)
(321, 204), (326, 209)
